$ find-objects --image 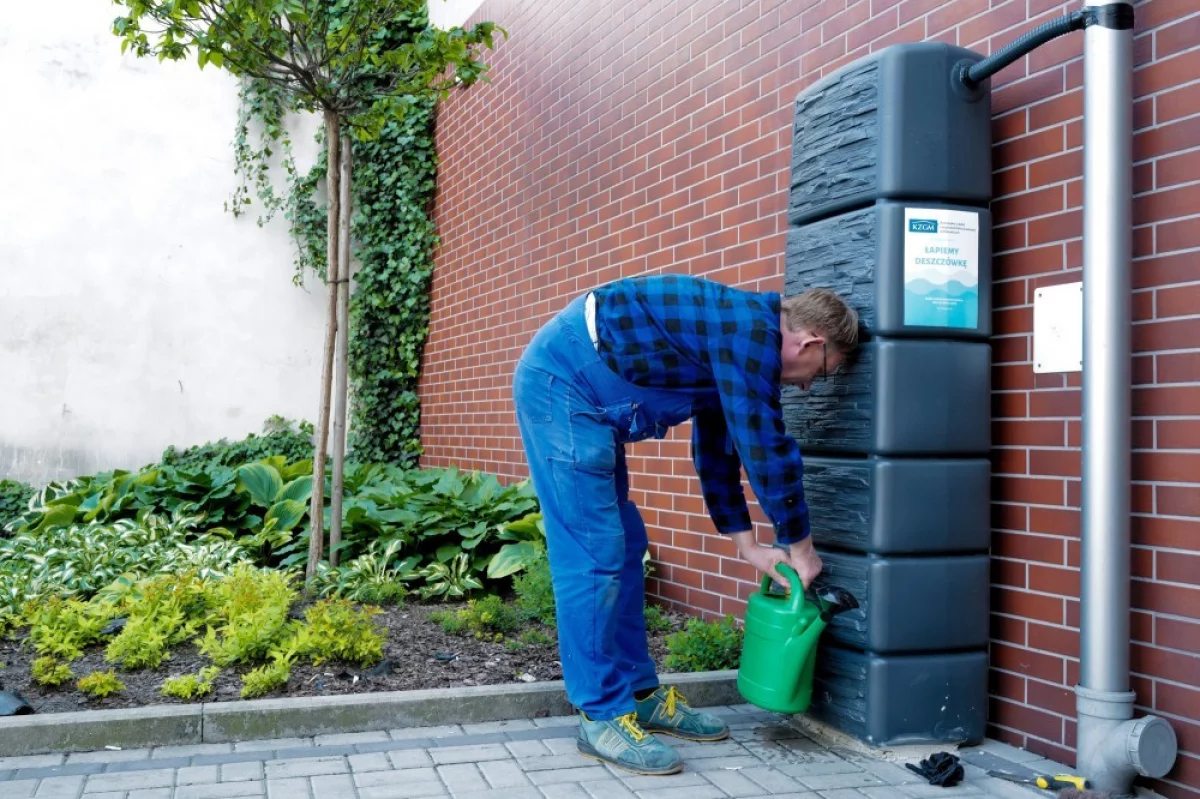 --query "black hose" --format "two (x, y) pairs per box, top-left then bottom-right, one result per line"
(959, 11), (1087, 89)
